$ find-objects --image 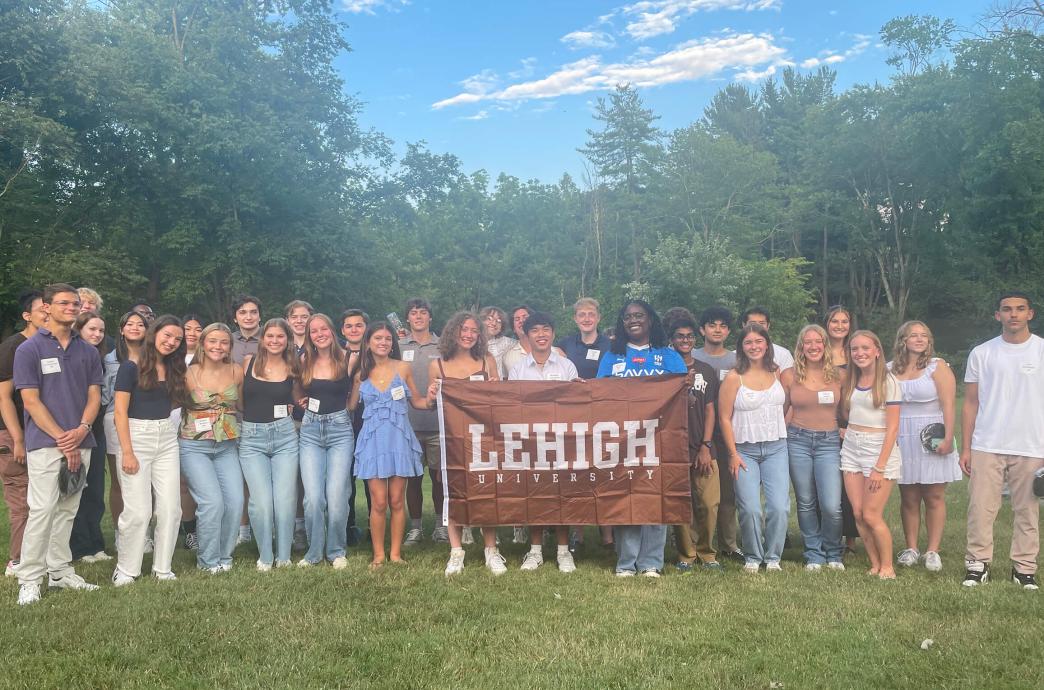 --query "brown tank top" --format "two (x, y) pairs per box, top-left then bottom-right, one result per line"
(437, 358), (489, 380)
(789, 379), (842, 432)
